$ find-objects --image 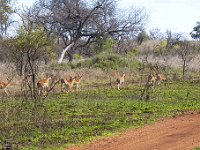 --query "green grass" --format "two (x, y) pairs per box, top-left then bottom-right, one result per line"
(0, 82), (200, 149)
